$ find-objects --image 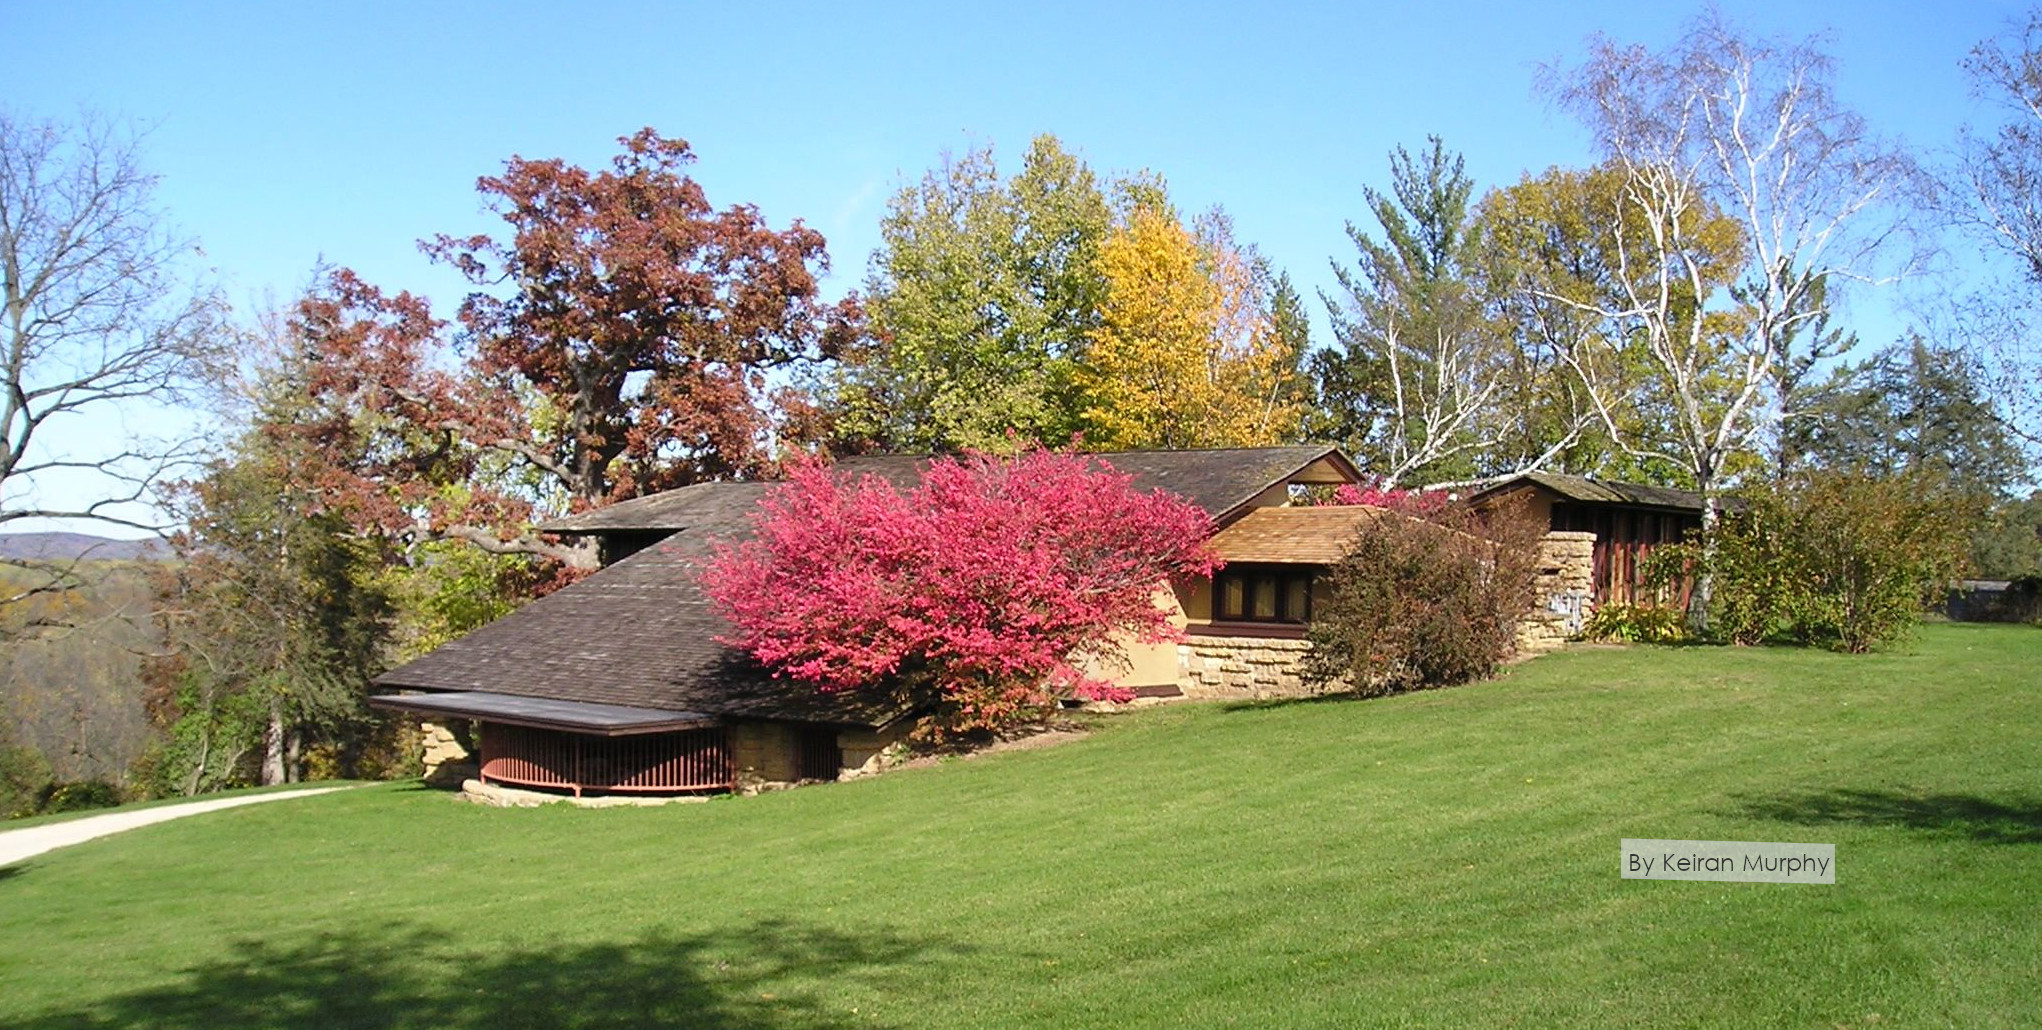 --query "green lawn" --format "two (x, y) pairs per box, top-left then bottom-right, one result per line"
(1, 624), (2037, 1029)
